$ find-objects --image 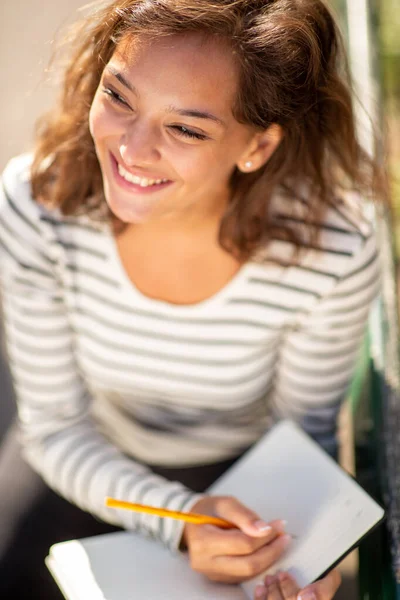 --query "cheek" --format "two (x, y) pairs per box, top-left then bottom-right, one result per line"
(178, 153), (234, 193)
(176, 154), (215, 186)
(206, 142), (241, 182)
(88, 98), (99, 141)
(88, 98), (112, 146)
(183, 145), (226, 177)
